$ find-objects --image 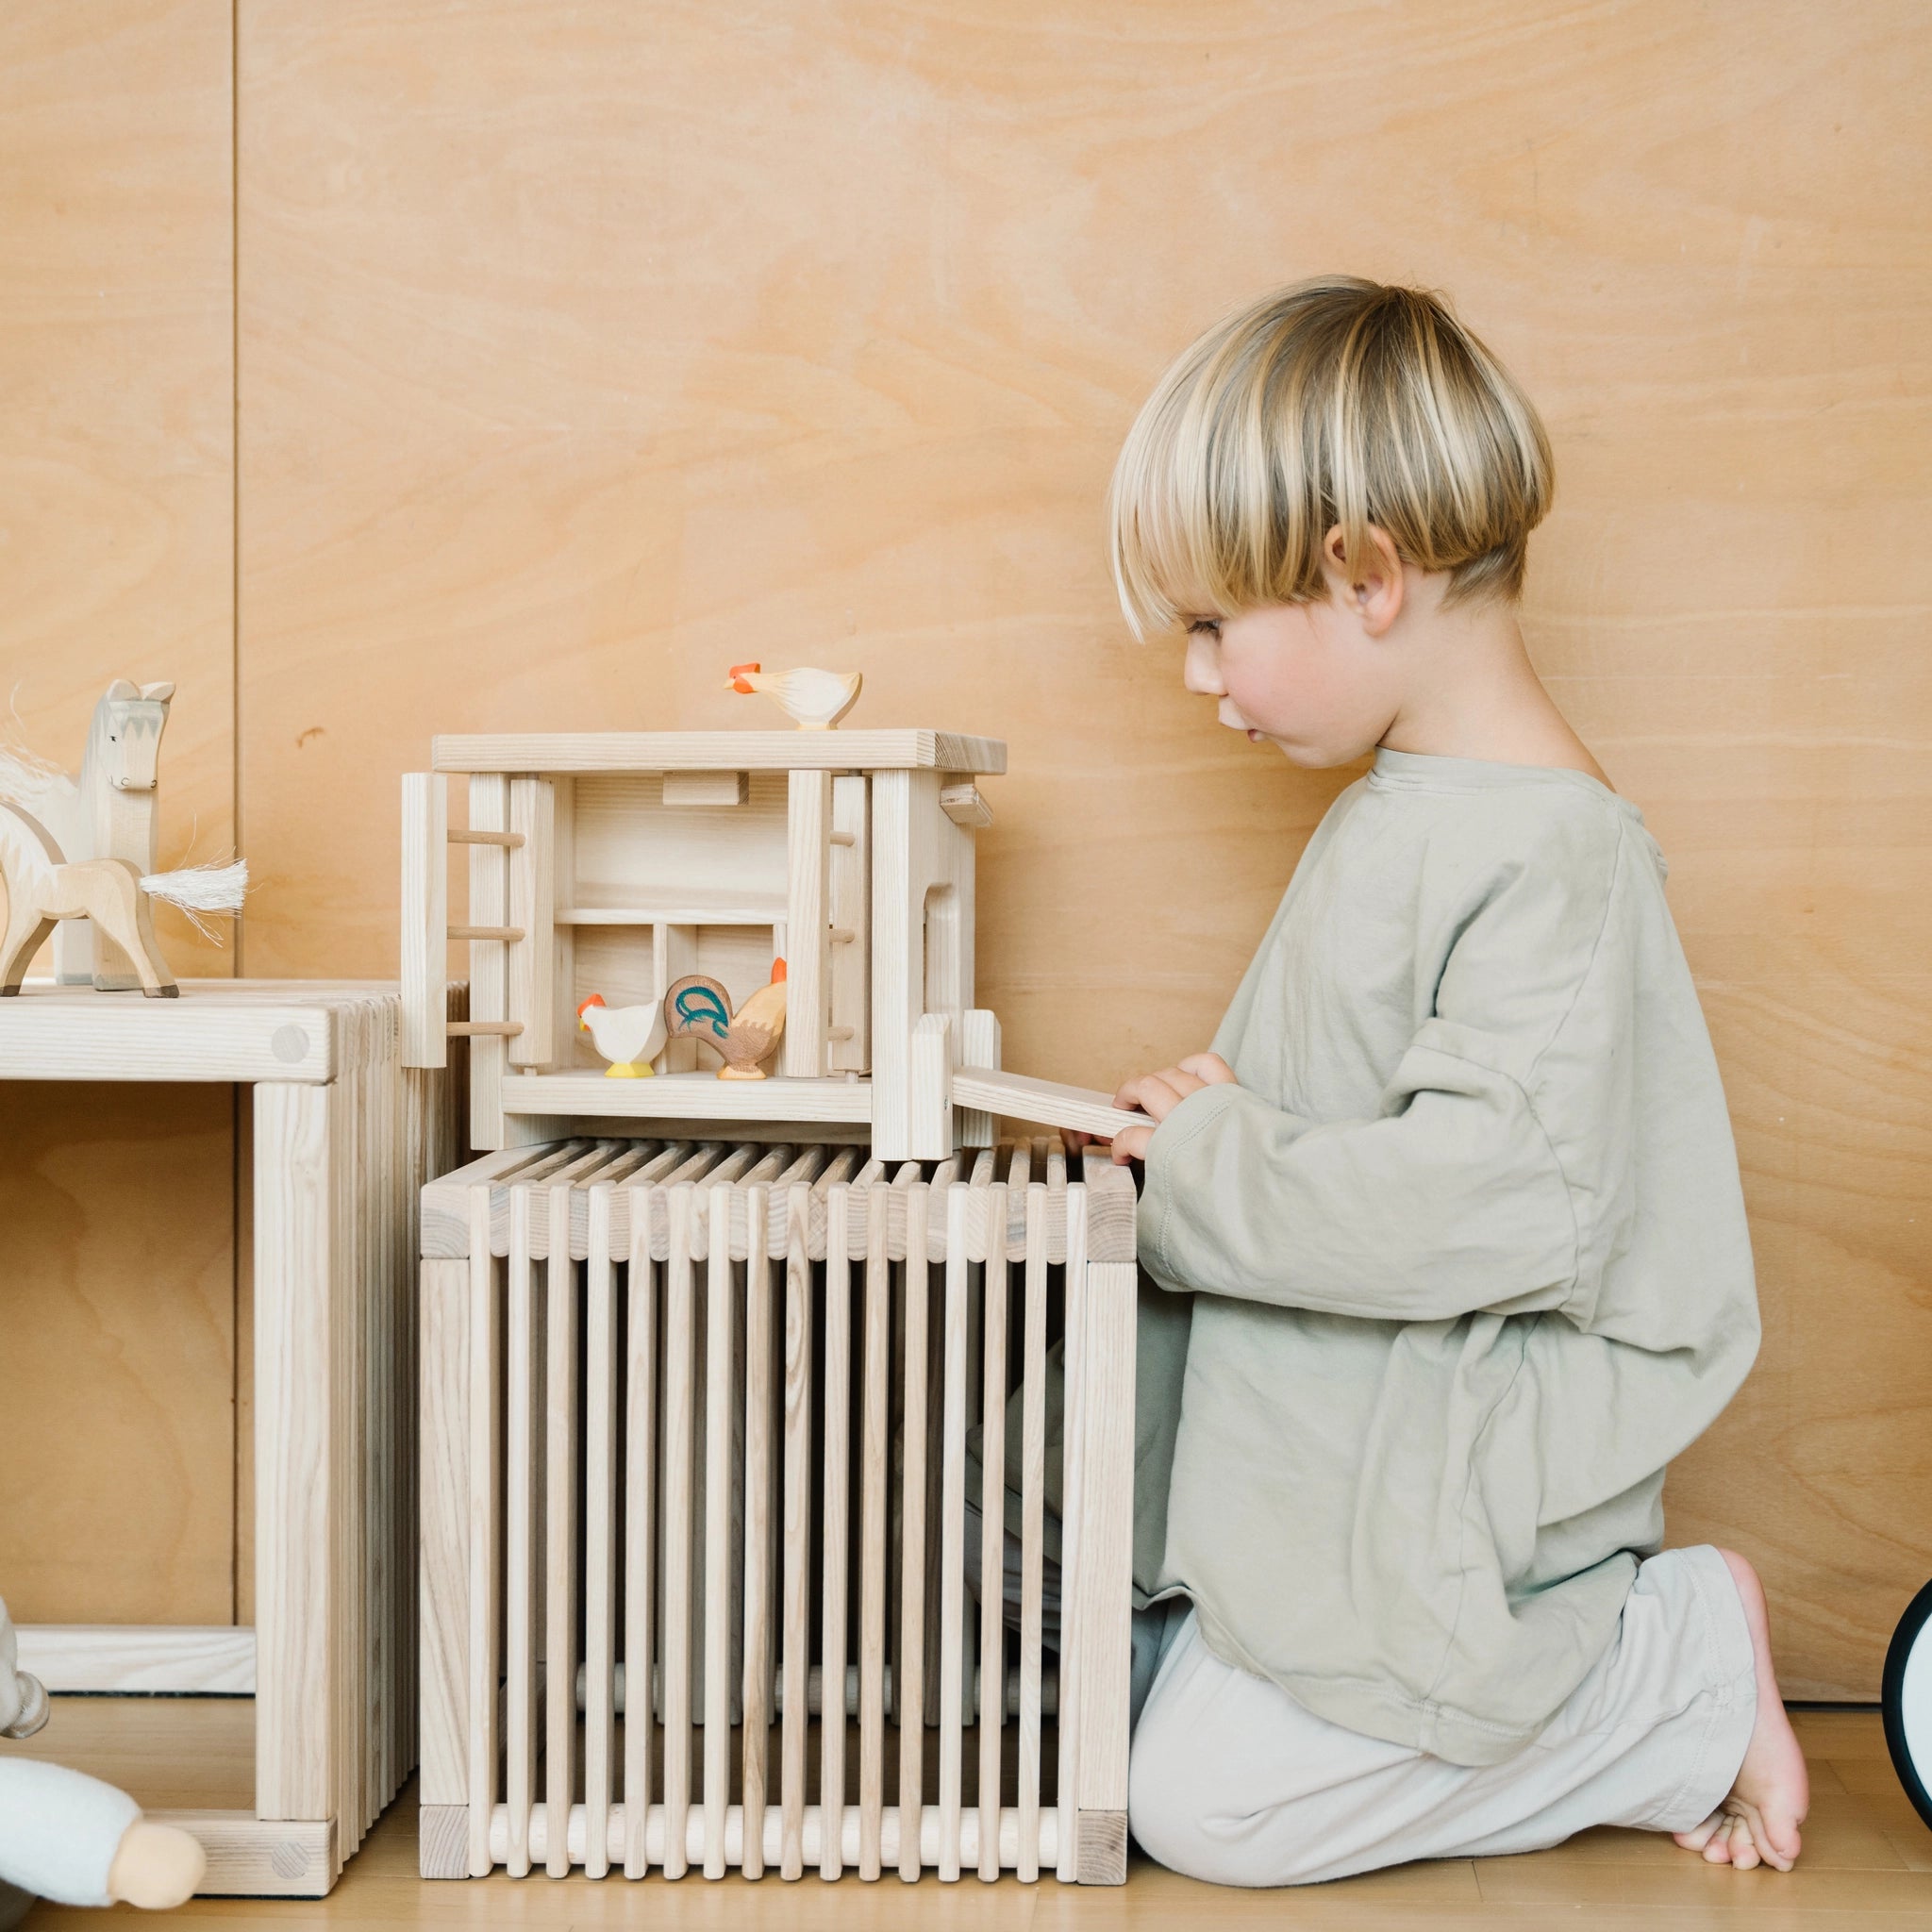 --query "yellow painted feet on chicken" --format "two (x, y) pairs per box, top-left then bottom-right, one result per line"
(603, 1061), (655, 1078)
